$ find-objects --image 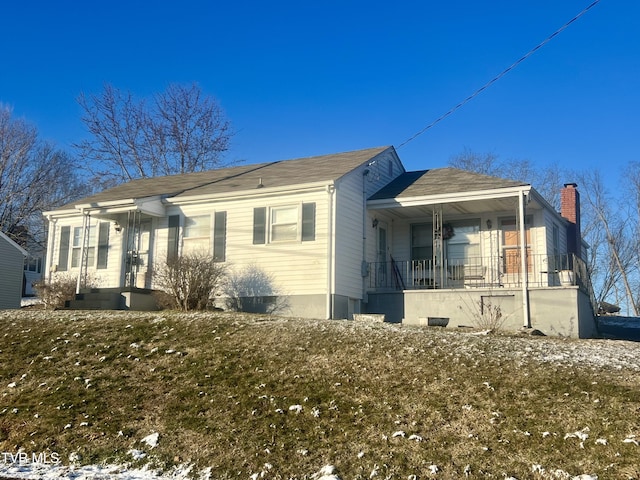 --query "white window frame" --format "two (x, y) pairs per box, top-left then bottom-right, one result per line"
(71, 225), (96, 269)
(270, 205), (299, 242)
(182, 214), (212, 254)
